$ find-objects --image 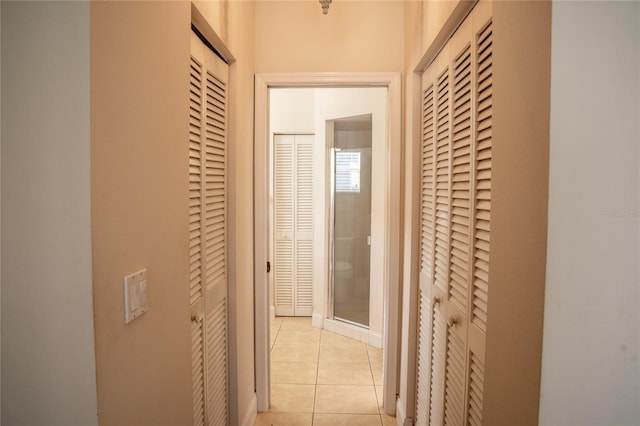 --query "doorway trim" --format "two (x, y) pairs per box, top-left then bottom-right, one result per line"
(254, 73), (402, 416)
